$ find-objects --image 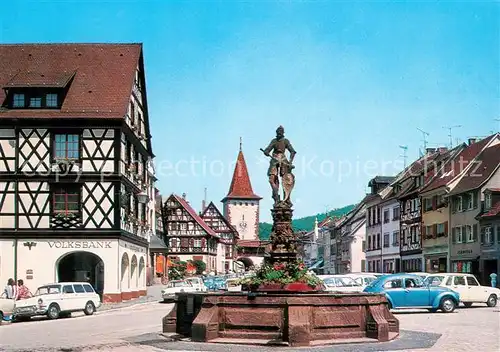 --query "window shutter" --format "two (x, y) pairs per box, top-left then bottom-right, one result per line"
(433, 224), (438, 238)
(422, 225), (427, 239)
(451, 198), (456, 213)
(473, 192), (478, 209)
(181, 238), (188, 247)
(202, 238), (207, 248)
(444, 221), (449, 237)
(432, 196), (437, 210)
(480, 226), (485, 245)
(189, 238), (194, 247)
(461, 226), (467, 242)
(473, 224), (478, 242)
(452, 227), (456, 244)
